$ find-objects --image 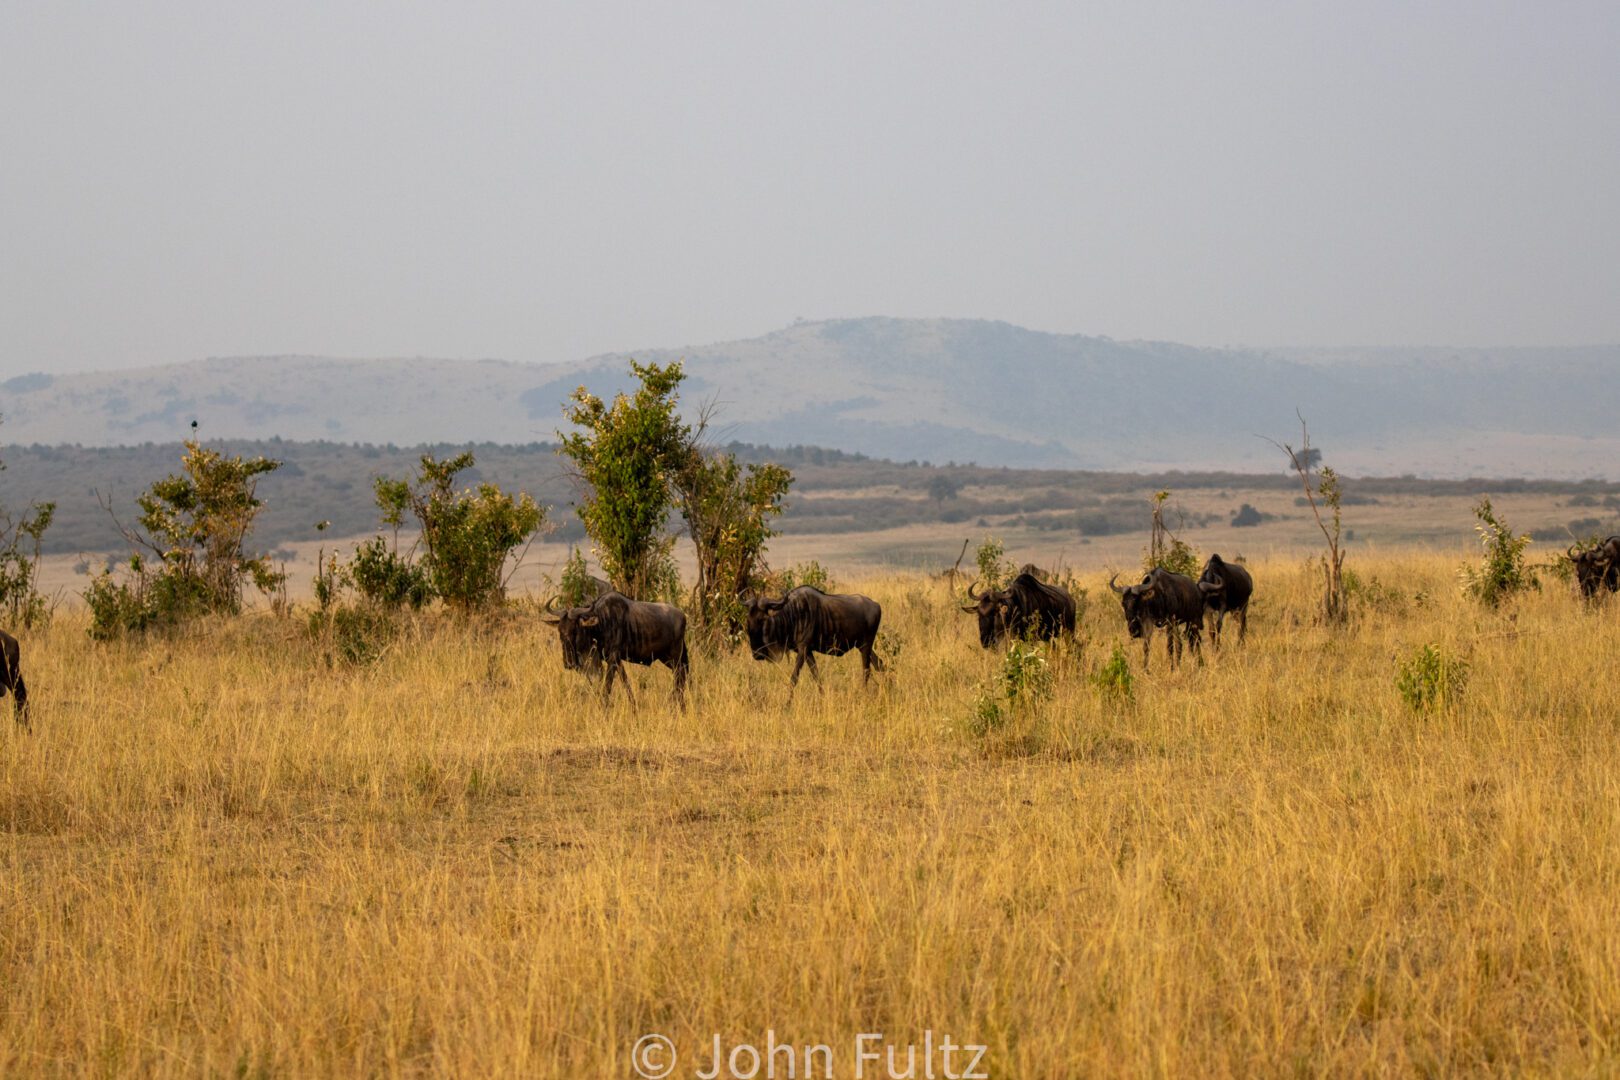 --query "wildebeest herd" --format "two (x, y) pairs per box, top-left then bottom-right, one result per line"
(536, 551), (1251, 702)
(3, 539), (1616, 720)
